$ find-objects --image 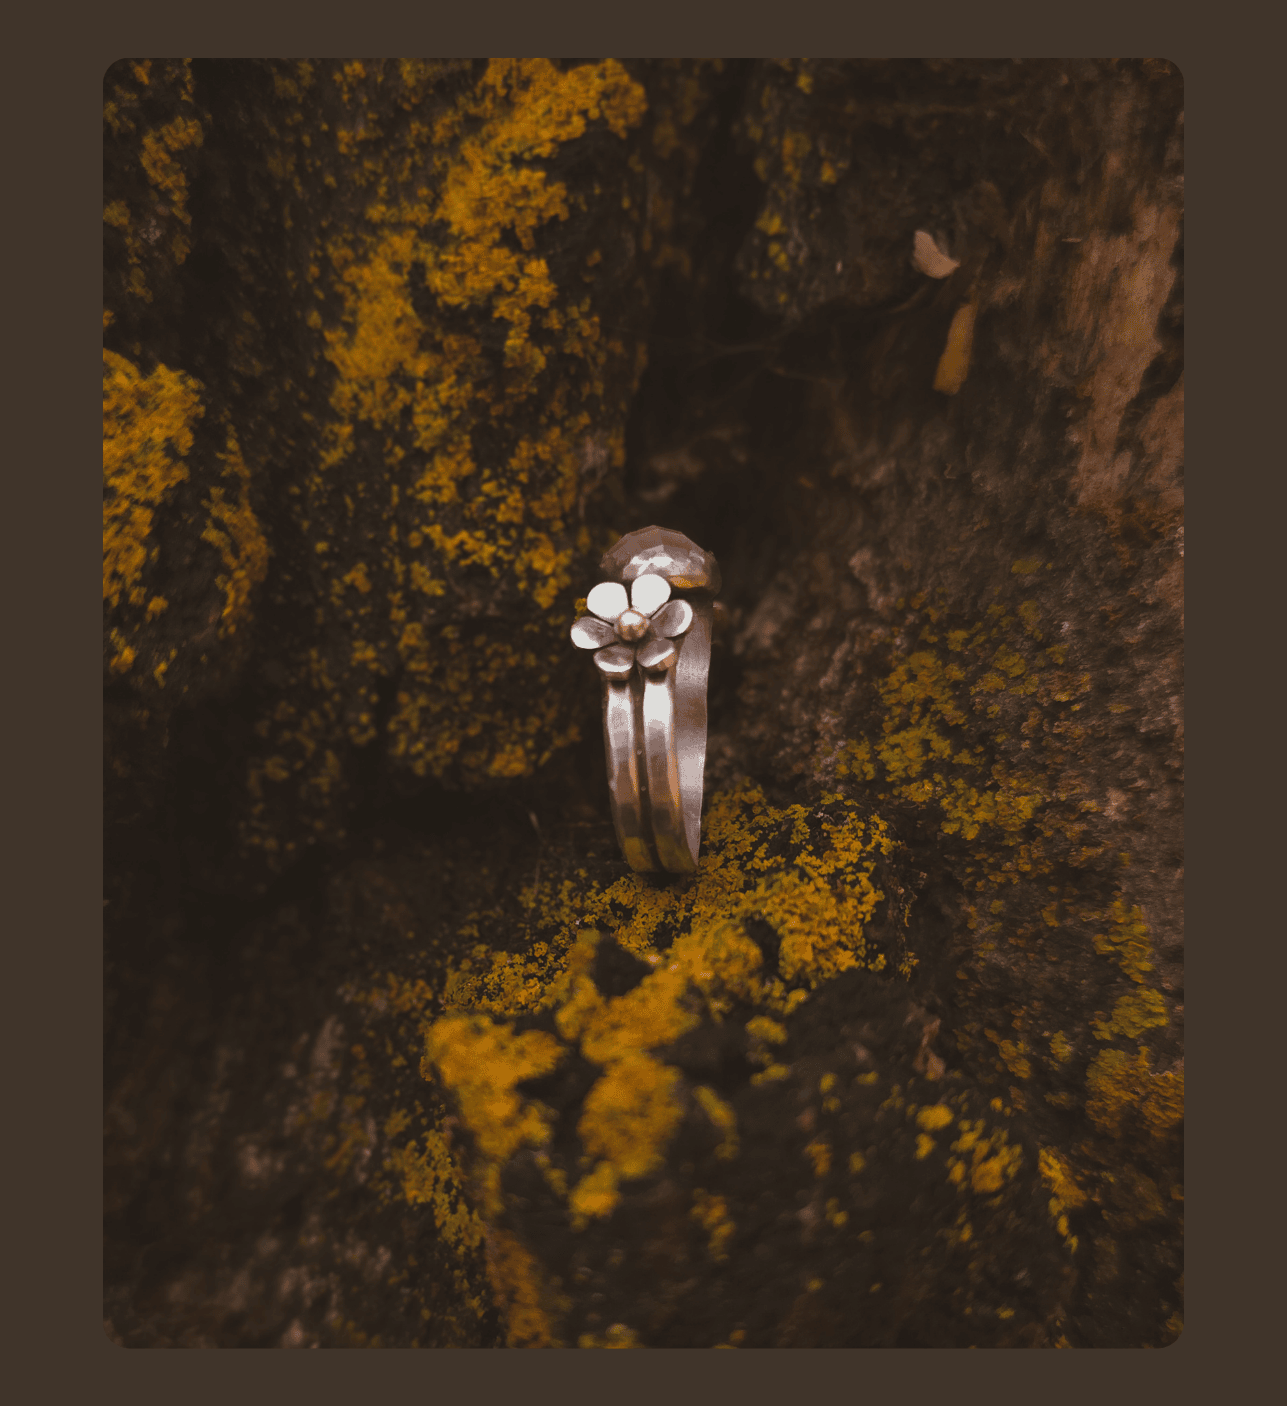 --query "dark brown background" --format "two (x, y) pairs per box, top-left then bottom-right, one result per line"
(4, 1), (1276, 1390)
